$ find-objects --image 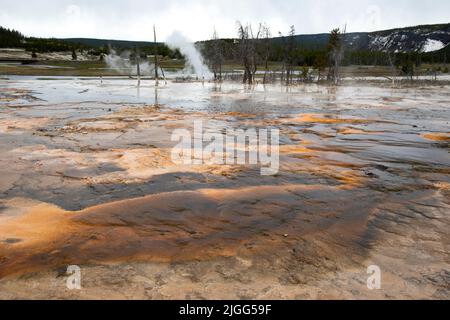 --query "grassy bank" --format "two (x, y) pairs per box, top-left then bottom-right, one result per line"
(0, 59), (448, 78)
